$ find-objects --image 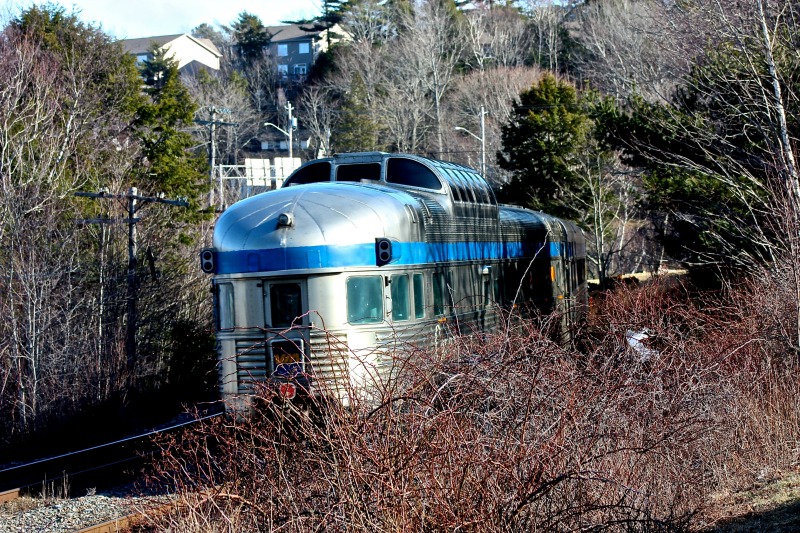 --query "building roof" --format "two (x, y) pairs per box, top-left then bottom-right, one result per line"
(266, 24), (321, 43)
(120, 34), (222, 58)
